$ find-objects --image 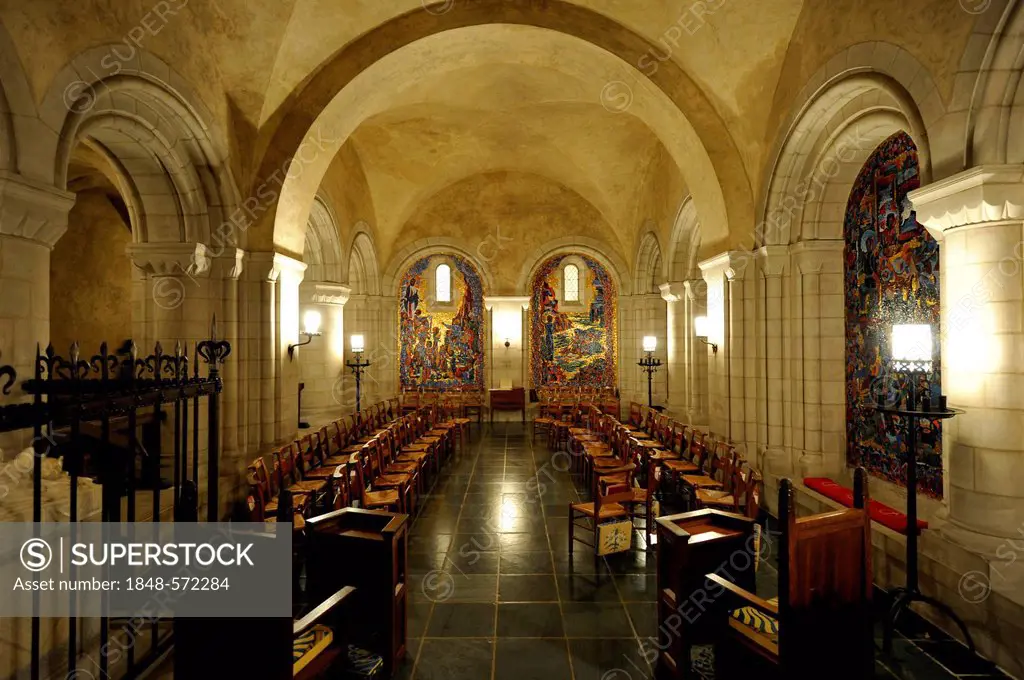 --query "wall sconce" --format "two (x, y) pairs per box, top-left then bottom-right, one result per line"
(287, 309), (323, 359)
(694, 315), (718, 354)
(642, 336), (657, 353)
